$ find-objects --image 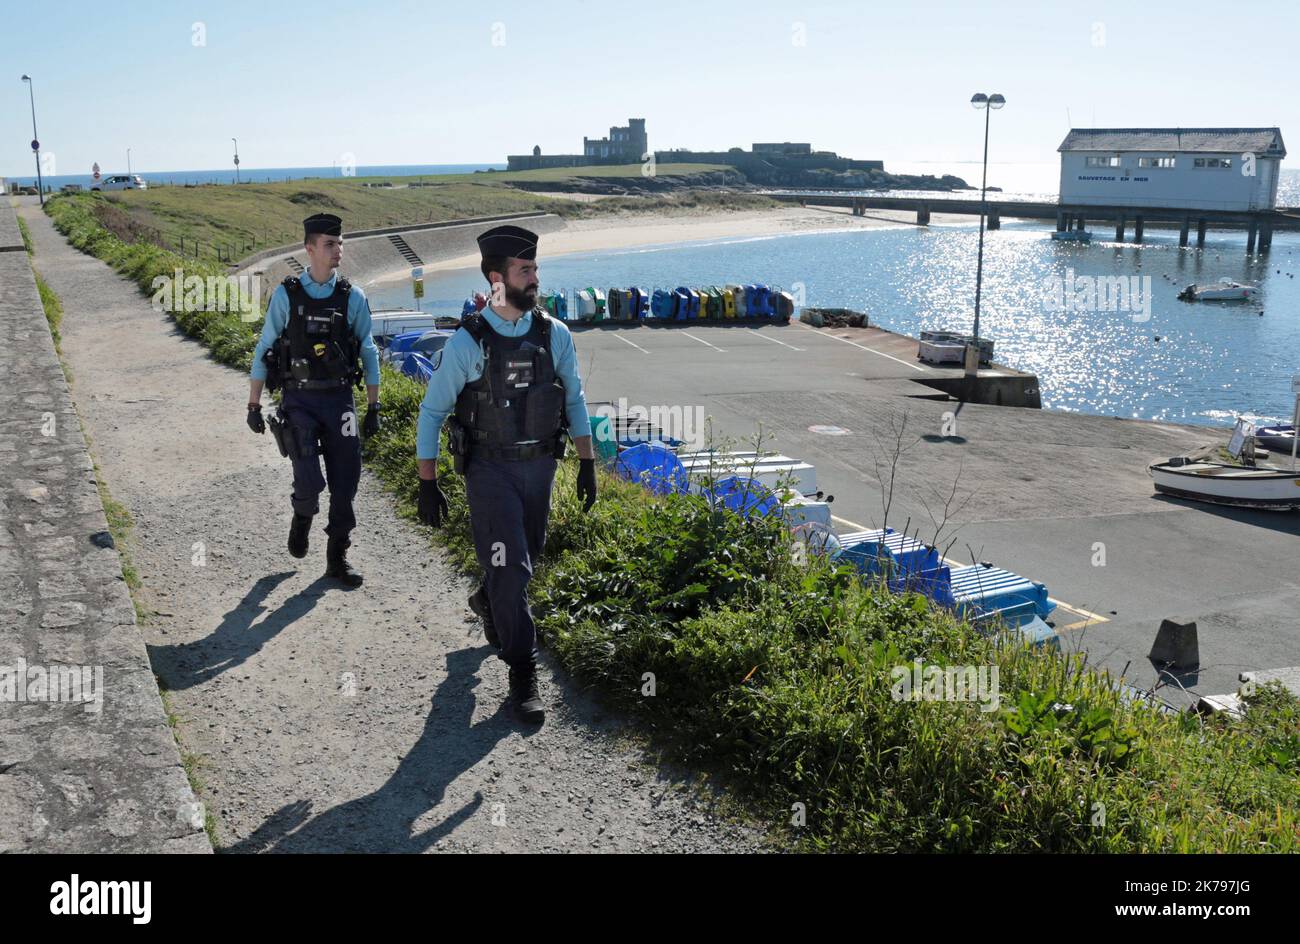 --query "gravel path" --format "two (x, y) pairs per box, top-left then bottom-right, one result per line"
(19, 199), (768, 853)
